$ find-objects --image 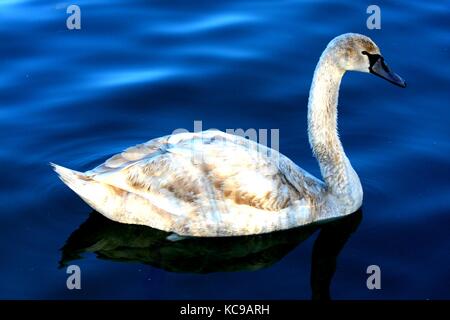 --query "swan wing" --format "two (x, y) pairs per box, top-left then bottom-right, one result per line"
(85, 130), (324, 235)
